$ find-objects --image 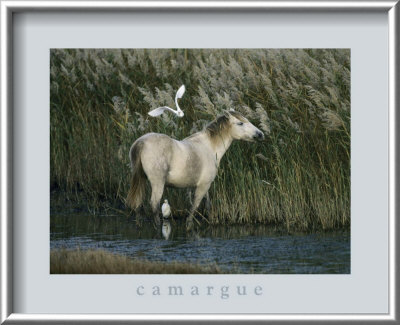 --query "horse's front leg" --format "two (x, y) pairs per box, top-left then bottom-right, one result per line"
(186, 183), (211, 230)
(150, 181), (165, 227)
